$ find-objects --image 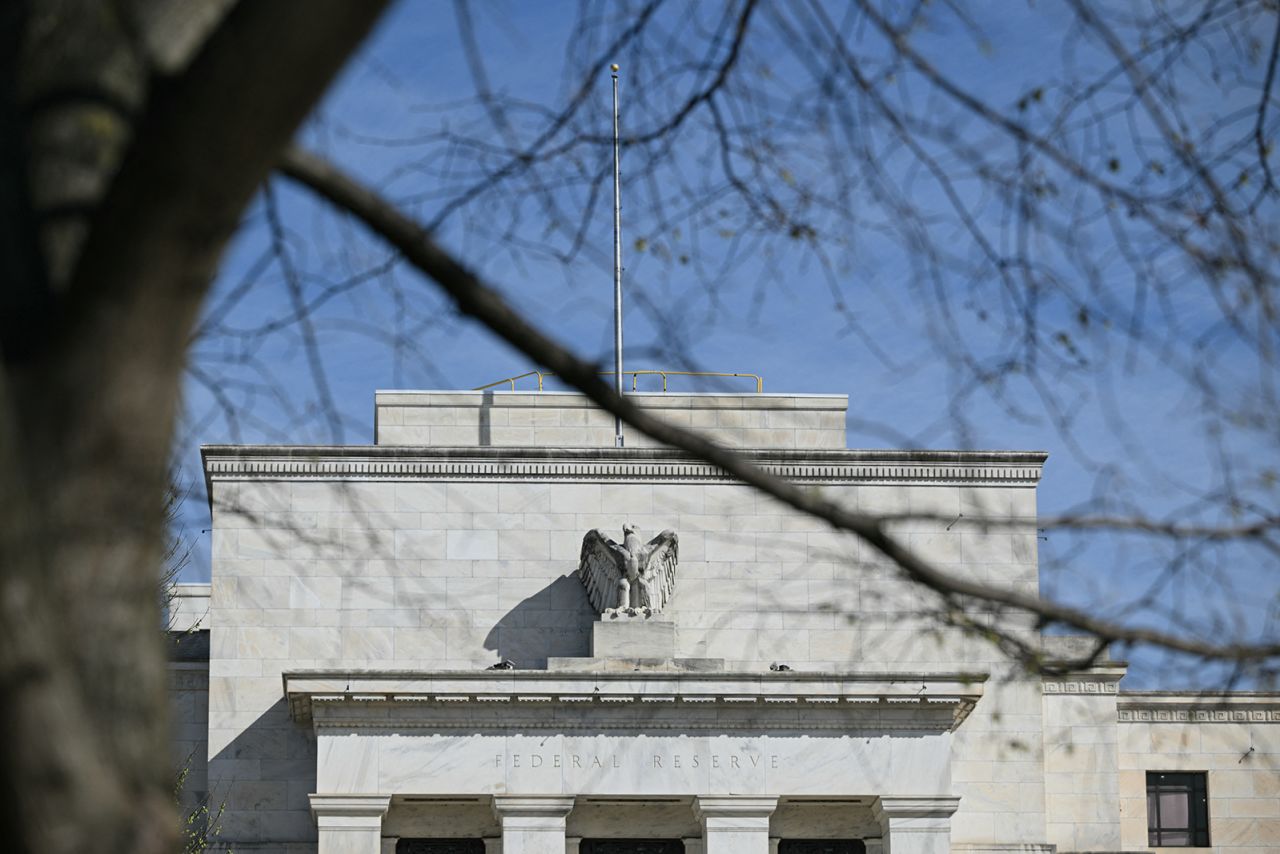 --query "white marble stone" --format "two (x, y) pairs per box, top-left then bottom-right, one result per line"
(356, 731), (947, 798)
(591, 616), (676, 658)
(1115, 693), (1280, 852)
(695, 797), (778, 854)
(373, 392), (849, 450)
(198, 389), (1070, 853)
(493, 796), (575, 854)
(872, 797), (959, 854)
(311, 794), (390, 854)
